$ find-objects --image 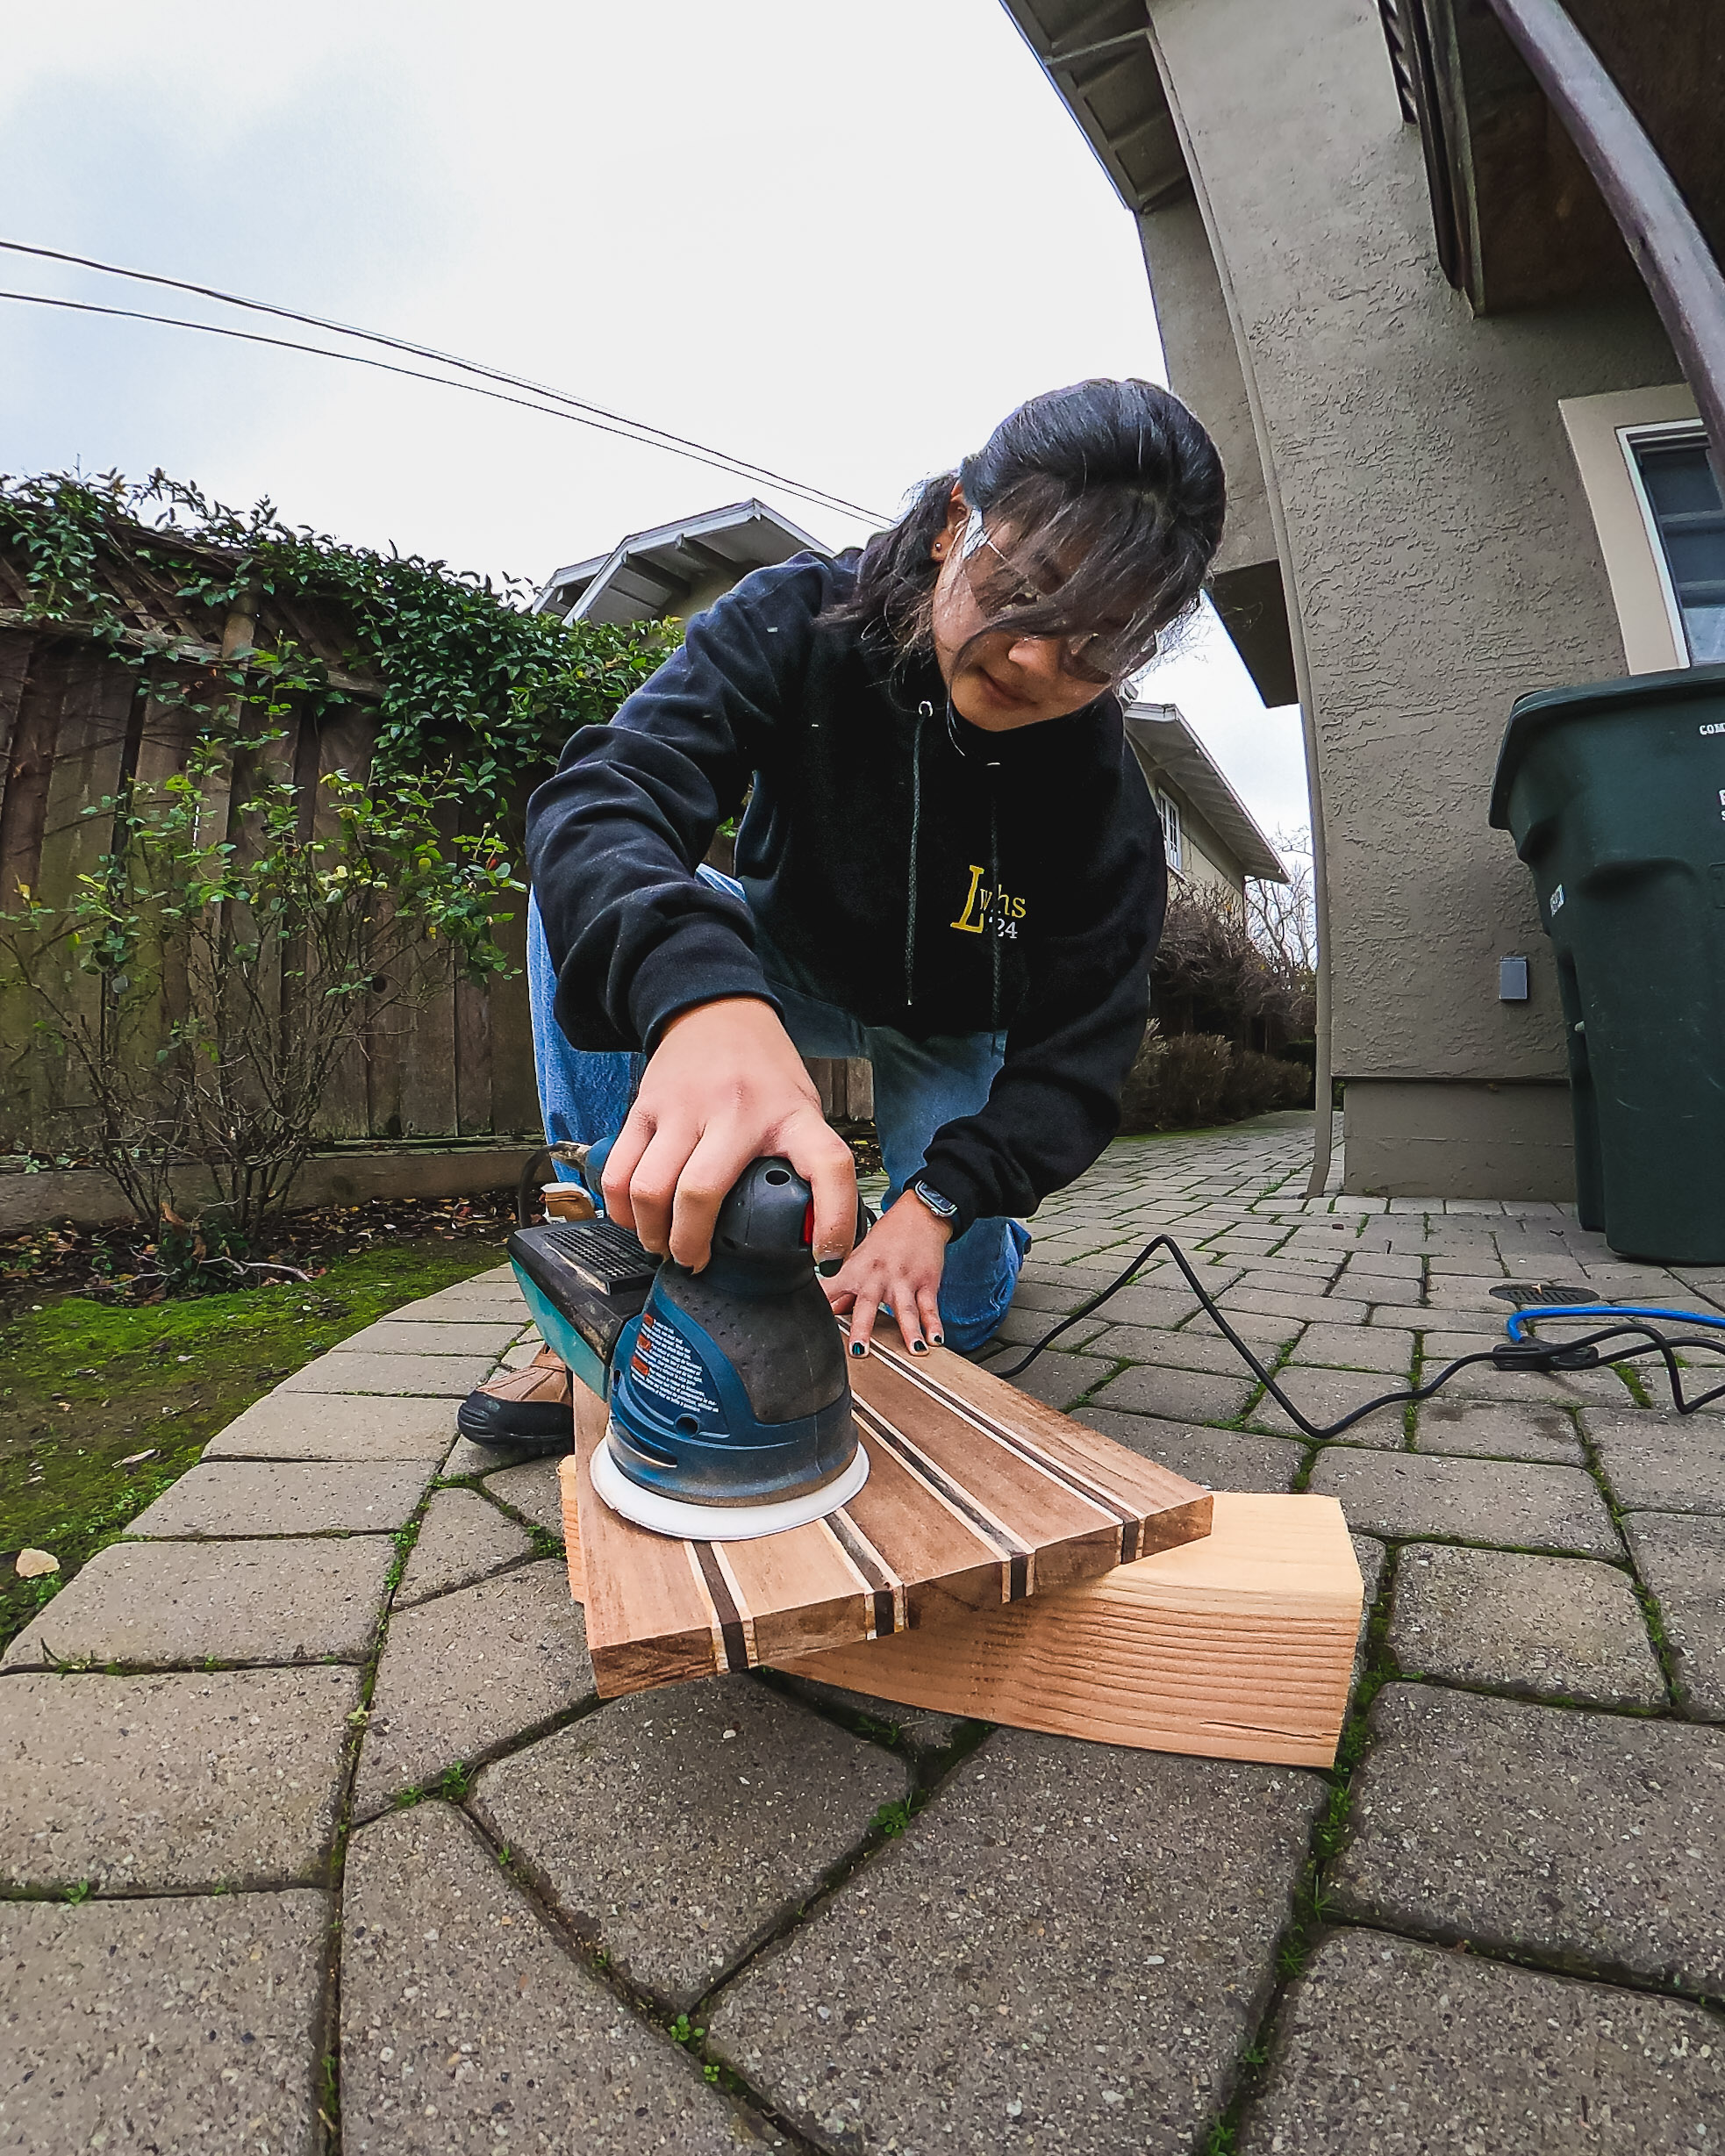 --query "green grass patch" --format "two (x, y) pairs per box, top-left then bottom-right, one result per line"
(0, 1240), (507, 1649)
